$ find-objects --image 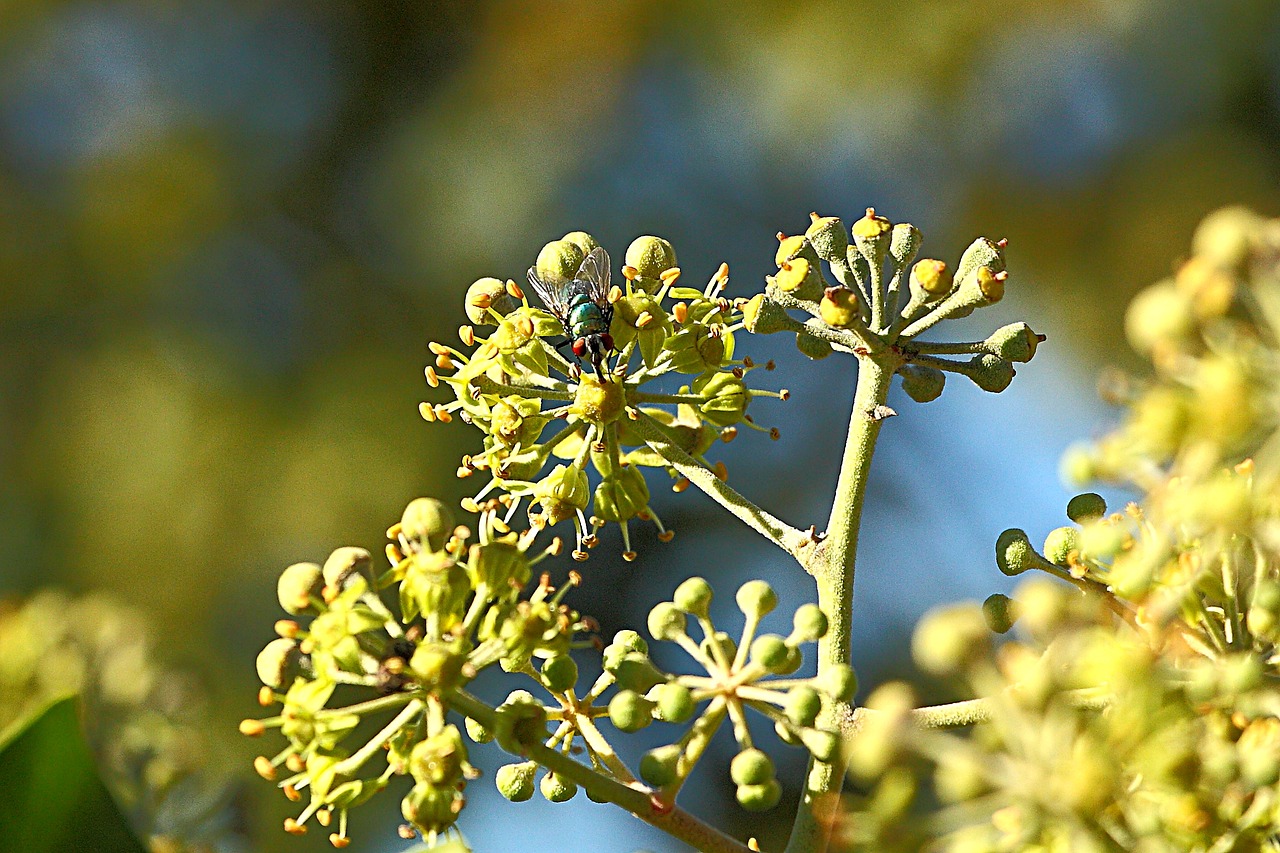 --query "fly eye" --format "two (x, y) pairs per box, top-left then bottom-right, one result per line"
(600, 333), (614, 352)
(572, 339), (587, 357)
